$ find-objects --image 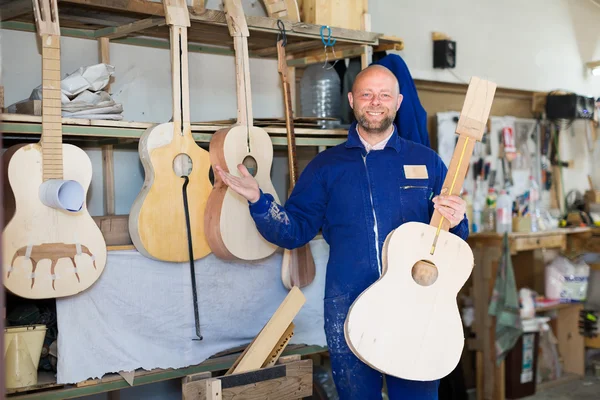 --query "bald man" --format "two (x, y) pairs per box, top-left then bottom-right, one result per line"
(215, 65), (469, 399)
